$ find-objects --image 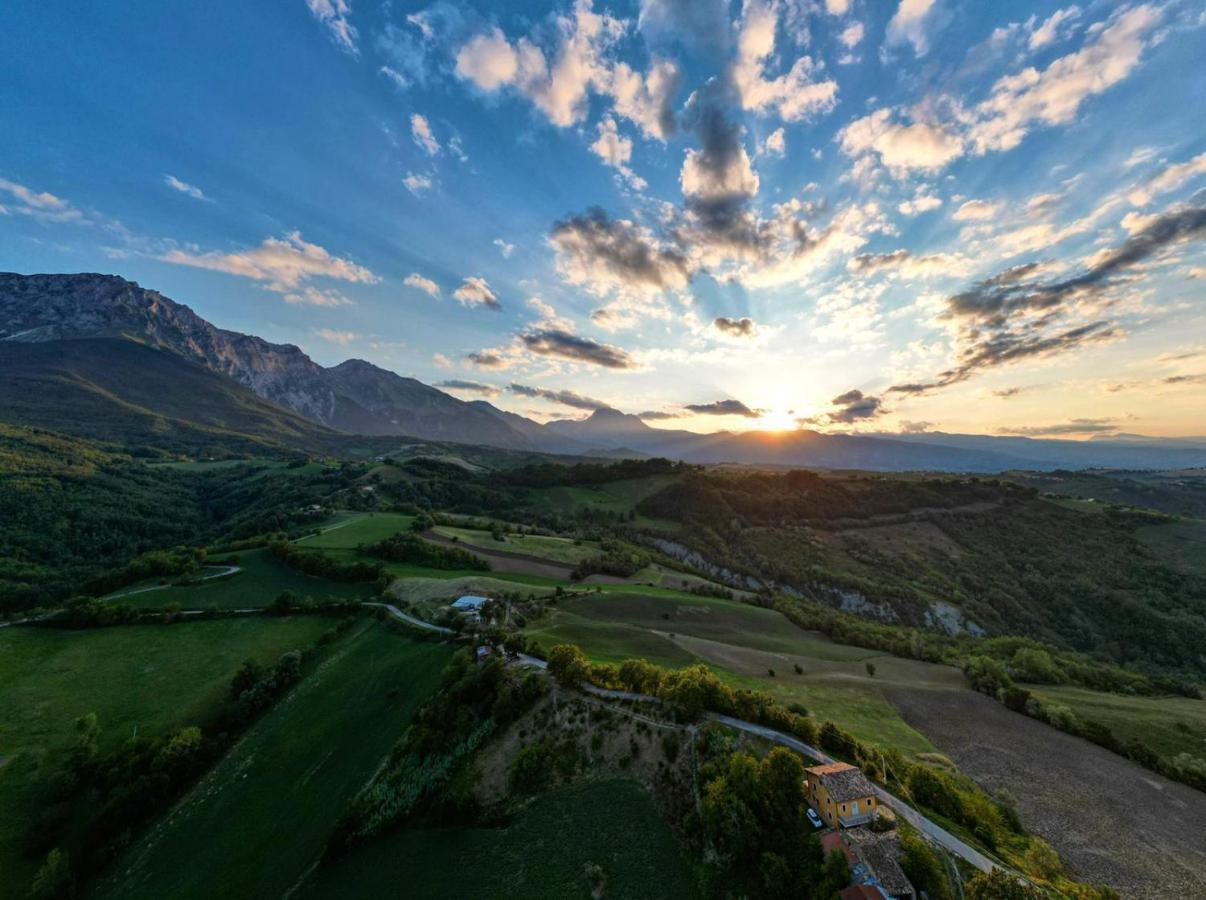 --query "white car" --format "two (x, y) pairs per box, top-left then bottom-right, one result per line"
(807, 809), (824, 829)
